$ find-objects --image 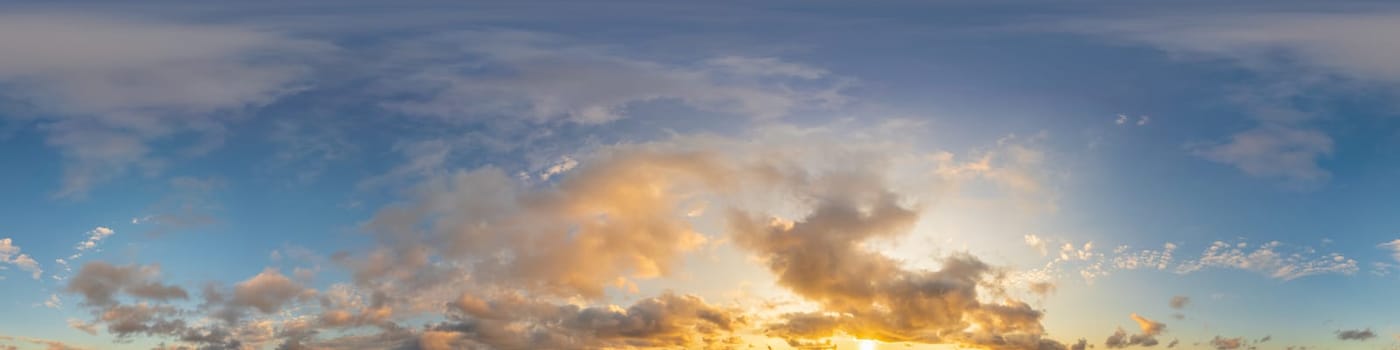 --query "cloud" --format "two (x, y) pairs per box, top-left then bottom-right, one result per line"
(1029, 282), (1057, 297)
(1175, 240), (1358, 280)
(1192, 125), (1333, 184)
(724, 144), (1059, 349)
(1336, 328), (1376, 341)
(63, 265), (318, 349)
(1209, 336), (1243, 350)
(1031, 238), (1355, 284)
(1130, 313), (1165, 336)
(432, 291), (745, 349)
(67, 319), (97, 336)
(40, 123), (1066, 349)
(1026, 234), (1050, 256)
(379, 31), (848, 125)
(1061, 13), (1400, 186)
(358, 148), (727, 299)
(64, 262), (188, 306)
(1114, 114), (1149, 127)
(1379, 239), (1400, 262)
(1104, 314), (1164, 348)
(0, 335), (90, 350)
(130, 177), (225, 236)
(70, 227), (114, 259)
(75, 227), (114, 252)
(0, 237), (42, 279)
(1068, 13), (1400, 84)
(329, 125), (1066, 349)
(1168, 296), (1189, 309)
(0, 14), (327, 197)
(231, 268), (315, 314)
